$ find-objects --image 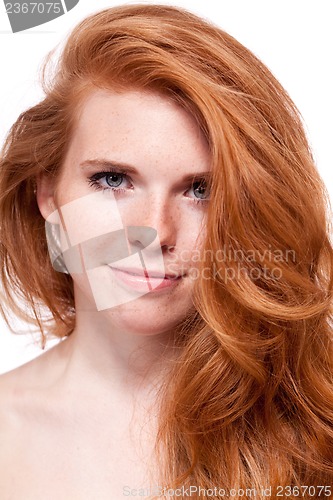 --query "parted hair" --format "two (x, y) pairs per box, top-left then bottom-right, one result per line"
(0, 4), (332, 495)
